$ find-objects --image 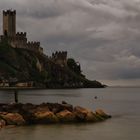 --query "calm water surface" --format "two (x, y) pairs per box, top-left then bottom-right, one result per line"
(0, 87), (140, 140)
